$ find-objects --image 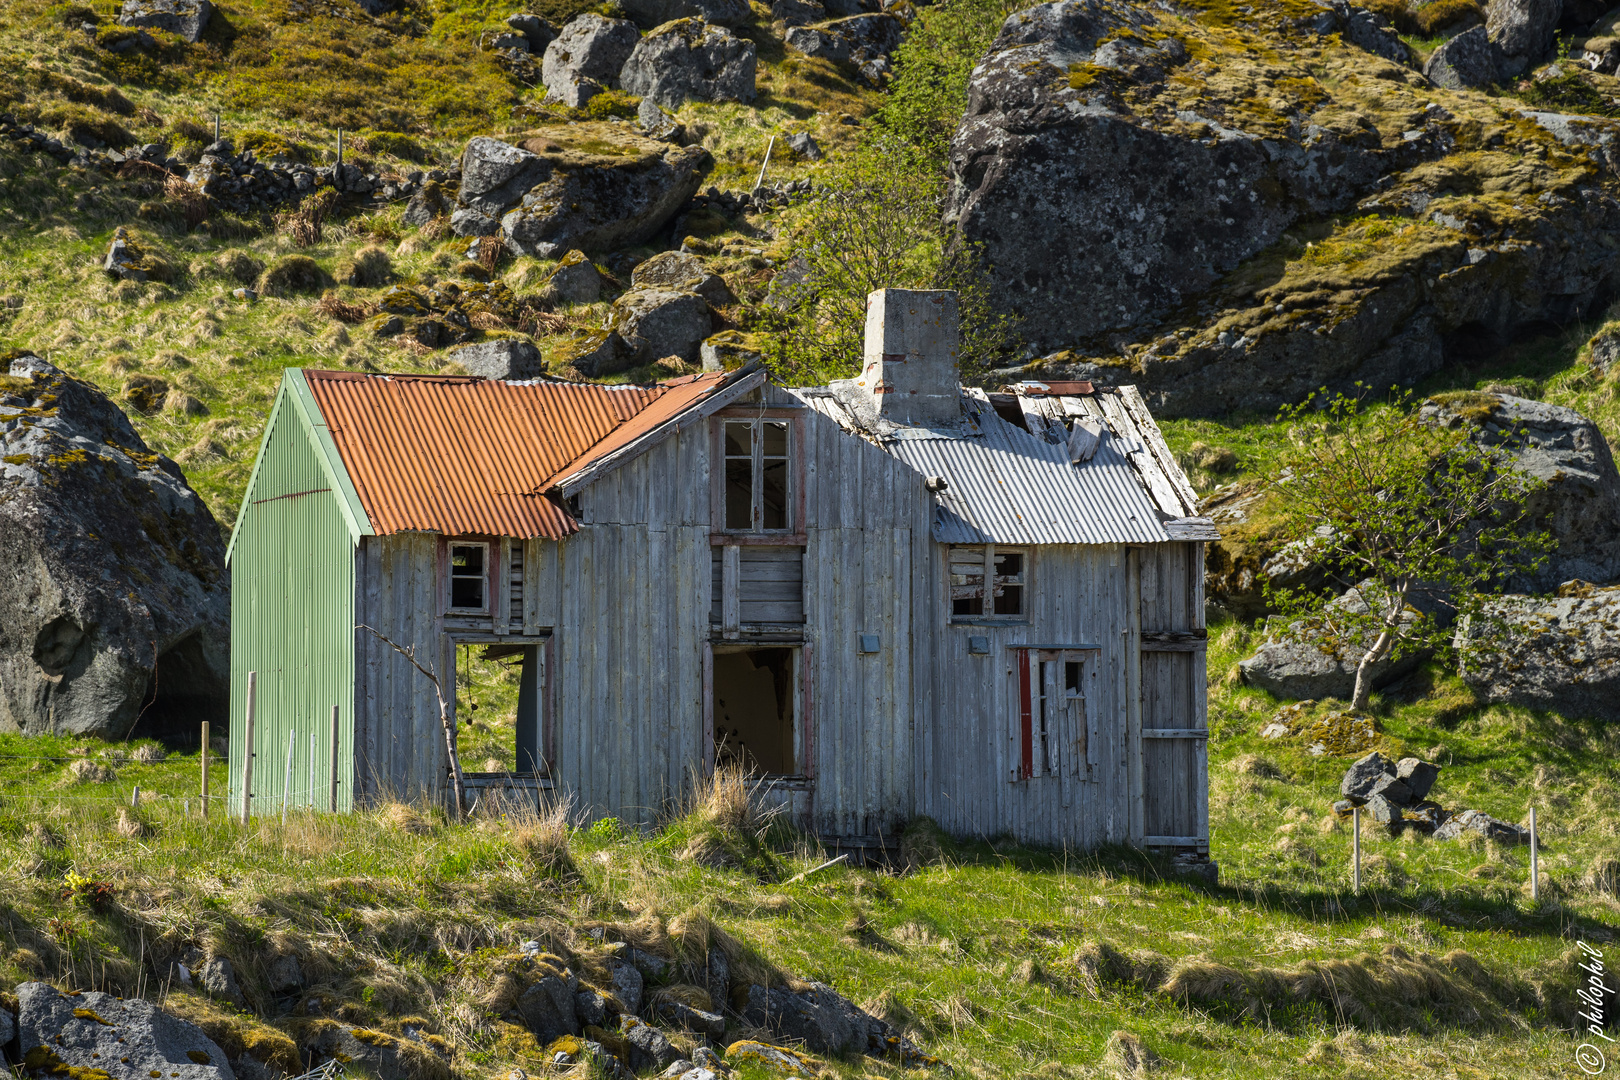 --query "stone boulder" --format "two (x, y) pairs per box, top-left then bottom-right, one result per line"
(1455, 583), (1620, 722)
(547, 250), (604, 305)
(620, 19), (757, 110)
(1434, 808), (1532, 843)
(772, 0), (826, 24)
(739, 982), (925, 1060)
(619, 0), (752, 27)
(1237, 581), (1429, 700)
(1420, 393), (1620, 592)
(15, 982), (234, 1080)
(637, 98), (682, 141)
(499, 144), (713, 256)
(785, 12), (904, 77)
(0, 358), (229, 739)
(1487, 0), (1562, 68)
(556, 331), (638, 377)
(118, 0), (211, 42)
(506, 12), (557, 53)
(448, 339), (545, 380)
(404, 179), (454, 226)
(457, 136), (552, 227)
(1336, 1), (1410, 65)
(1589, 324), (1620, 375)
(1340, 751), (1395, 802)
(607, 289), (713, 364)
(517, 975), (579, 1043)
(630, 250), (735, 306)
(1424, 25), (1503, 88)
(542, 14), (640, 108)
